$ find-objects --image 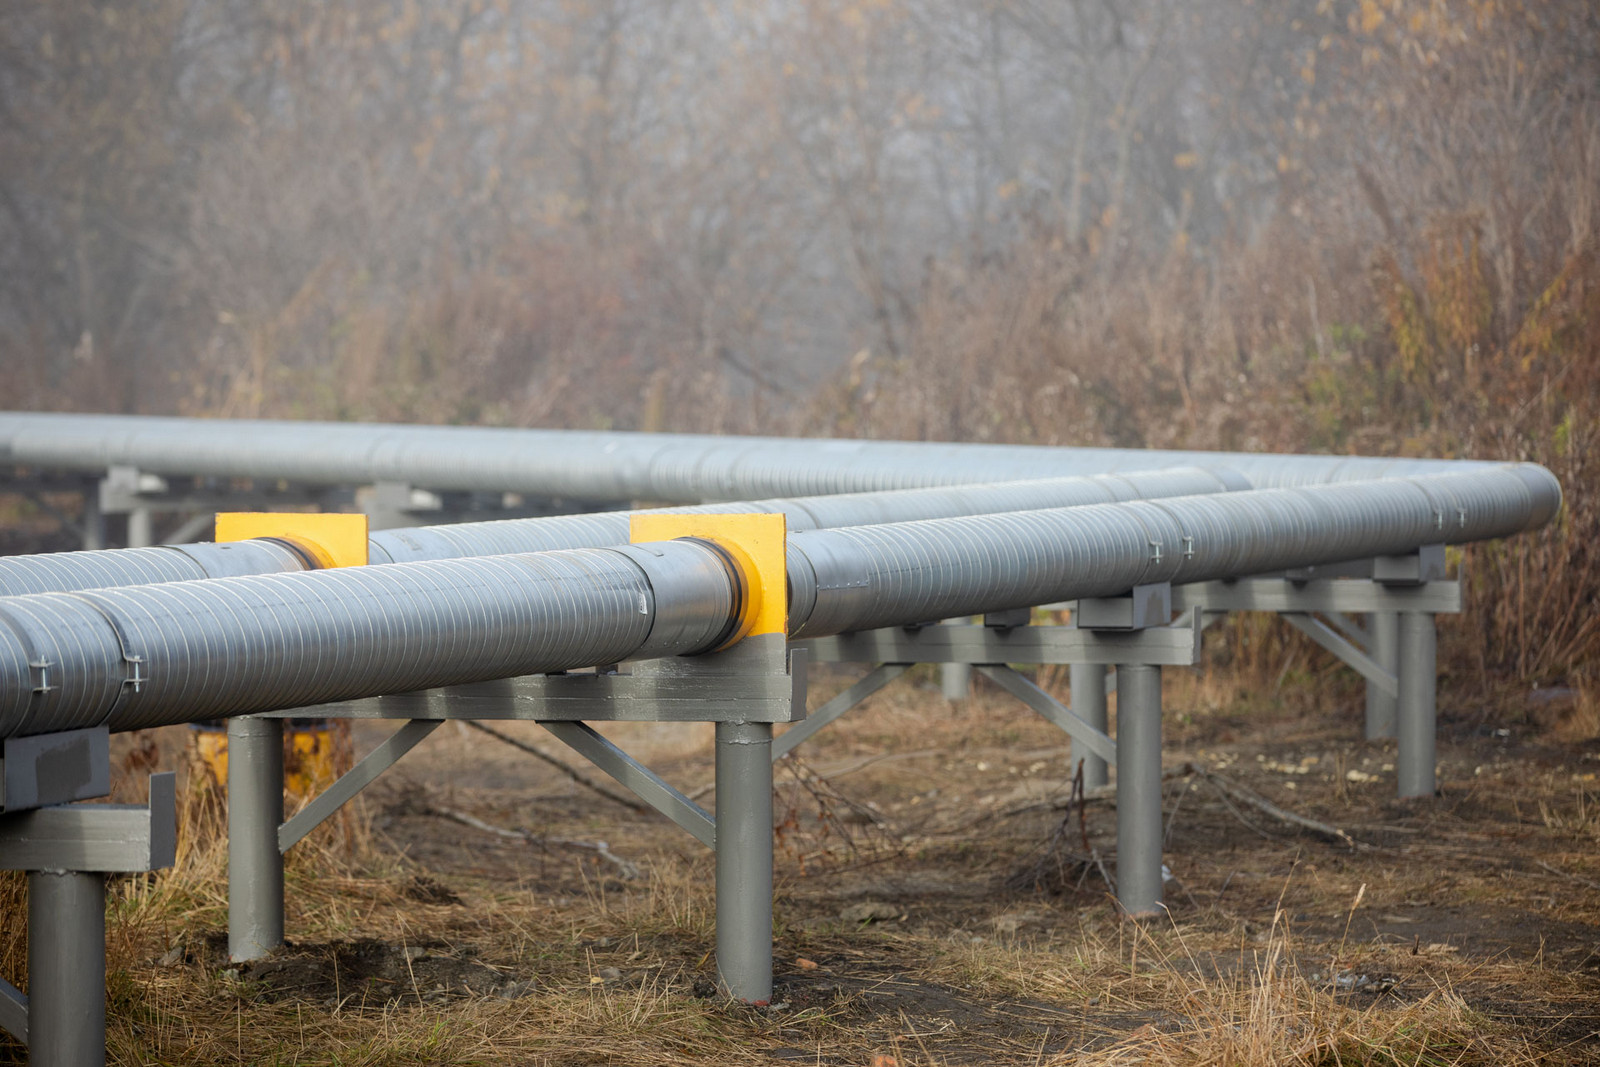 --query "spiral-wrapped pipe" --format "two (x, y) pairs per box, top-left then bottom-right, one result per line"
(0, 468), (1243, 596)
(0, 464), (1559, 739)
